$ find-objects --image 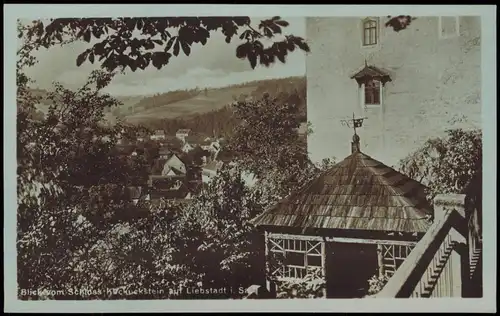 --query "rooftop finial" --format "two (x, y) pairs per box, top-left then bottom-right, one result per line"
(365, 59), (368, 67)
